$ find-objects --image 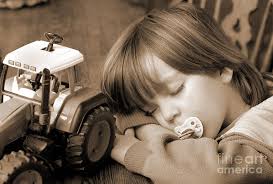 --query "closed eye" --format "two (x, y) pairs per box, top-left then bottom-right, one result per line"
(145, 107), (158, 116)
(170, 83), (184, 96)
